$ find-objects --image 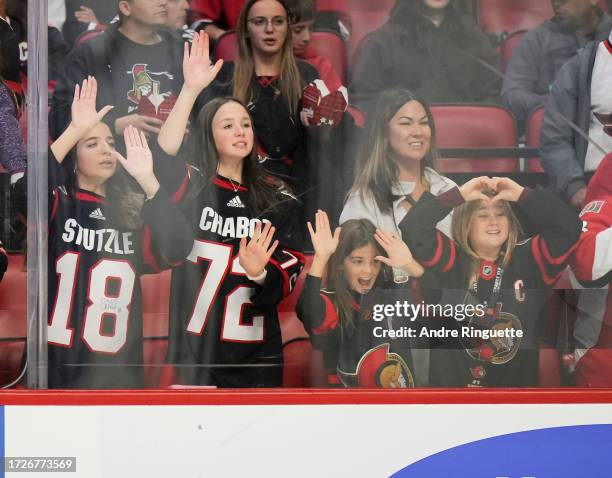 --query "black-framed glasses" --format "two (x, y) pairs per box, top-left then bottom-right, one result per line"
(247, 16), (288, 30)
